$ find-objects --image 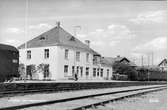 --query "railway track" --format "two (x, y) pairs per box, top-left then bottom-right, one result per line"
(0, 85), (166, 110)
